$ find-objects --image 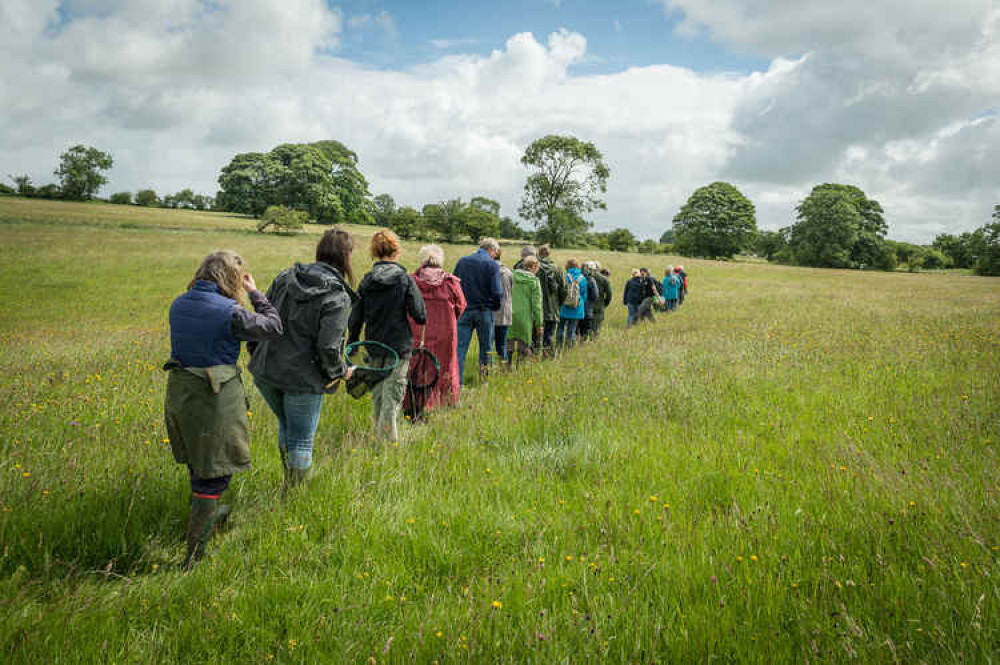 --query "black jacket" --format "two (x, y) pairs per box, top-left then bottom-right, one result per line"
(639, 276), (661, 300)
(591, 271), (612, 318)
(348, 261), (427, 357)
(248, 262), (355, 394)
(623, 277), (644, 306)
